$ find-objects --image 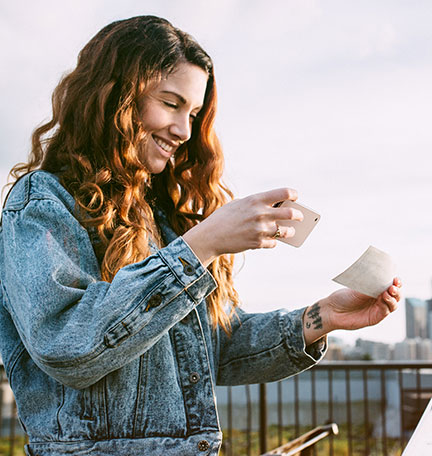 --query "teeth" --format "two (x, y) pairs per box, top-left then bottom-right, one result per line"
(154, 136), (174, 153)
